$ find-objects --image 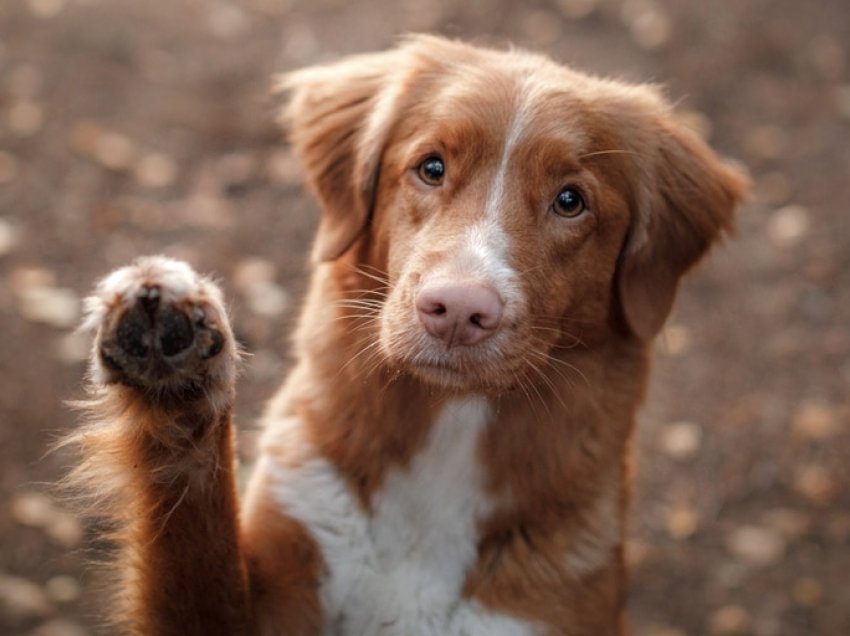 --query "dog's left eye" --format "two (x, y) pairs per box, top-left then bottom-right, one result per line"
(552, 187), (586, 218)
(417, 156), (445, 186)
